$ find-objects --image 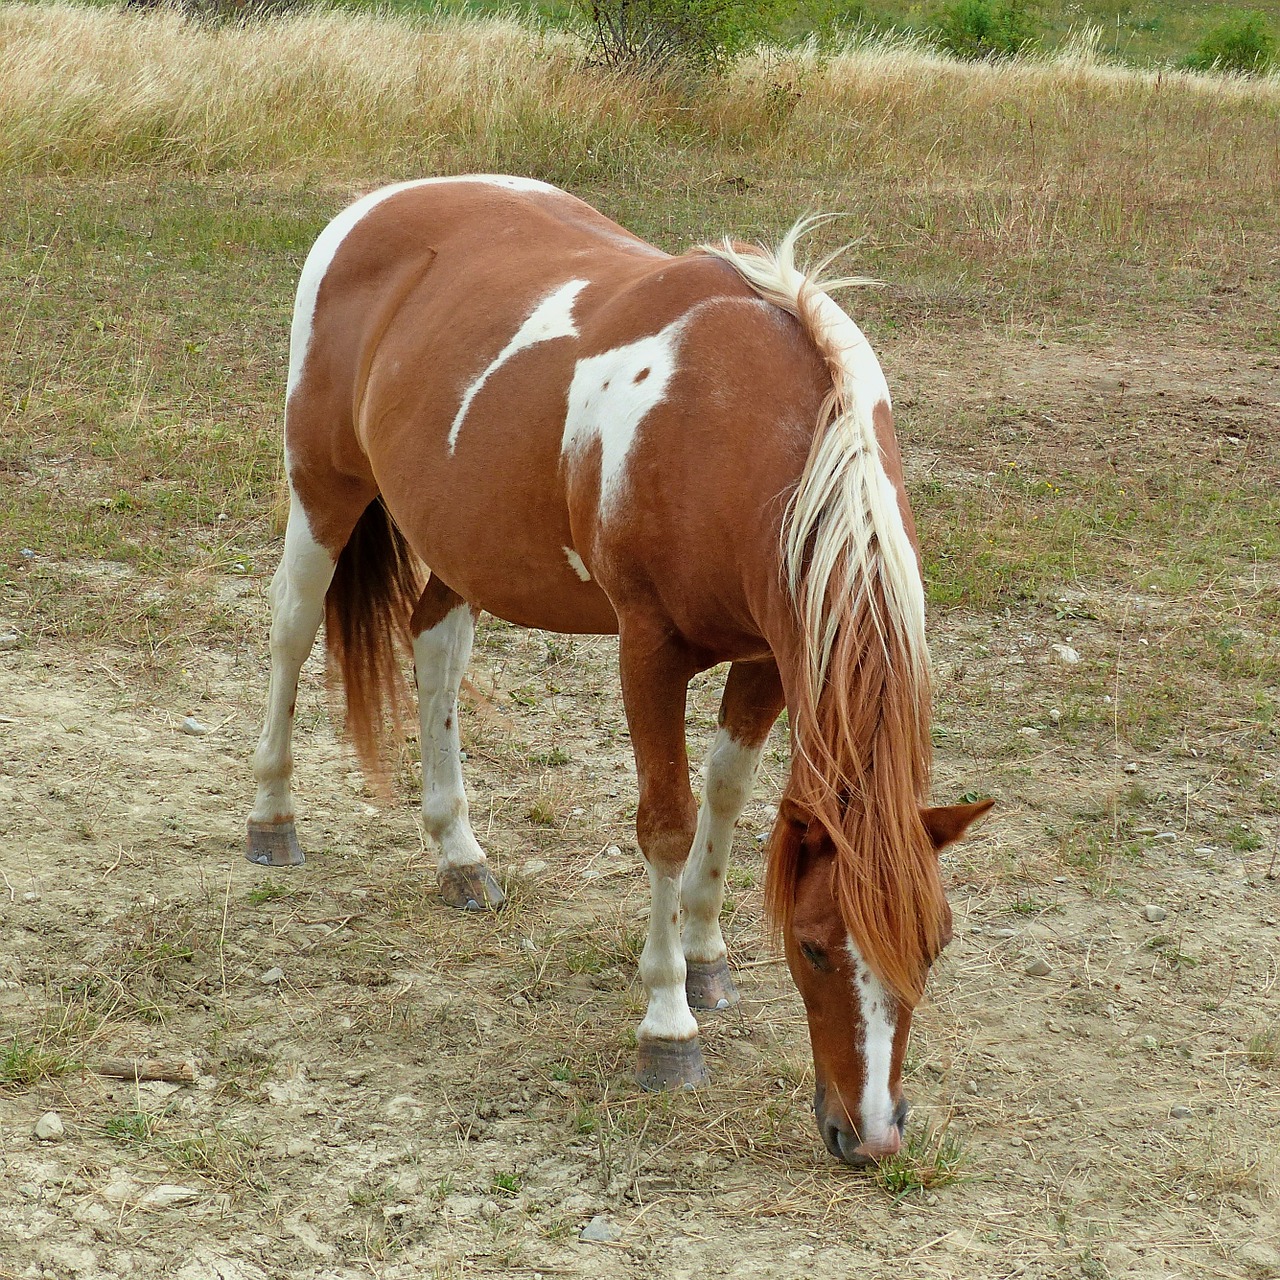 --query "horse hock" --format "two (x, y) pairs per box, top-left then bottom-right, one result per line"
(245, 819), (306, 867)
(438, 863), (506, 911)
(684, 957), (740, 1011)
(635, 1036), (711, 1091)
